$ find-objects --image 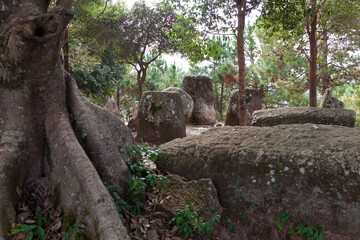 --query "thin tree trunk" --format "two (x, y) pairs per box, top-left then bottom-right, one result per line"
(219, 82), (224, 122)
(137, 67), (147, 102)
(321, 29), (330, 94)
(236, 0), (247, 126)
(214, 83), (220, 119)
(117, 85), (120, 107)
(309, 0), (318, 107)
(137, 70), (143, 102)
